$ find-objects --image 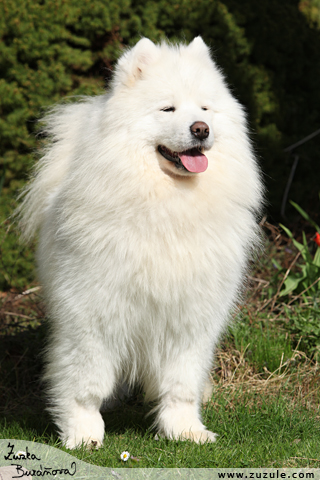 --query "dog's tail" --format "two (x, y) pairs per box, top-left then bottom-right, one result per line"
(17, 103), (82, 241)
